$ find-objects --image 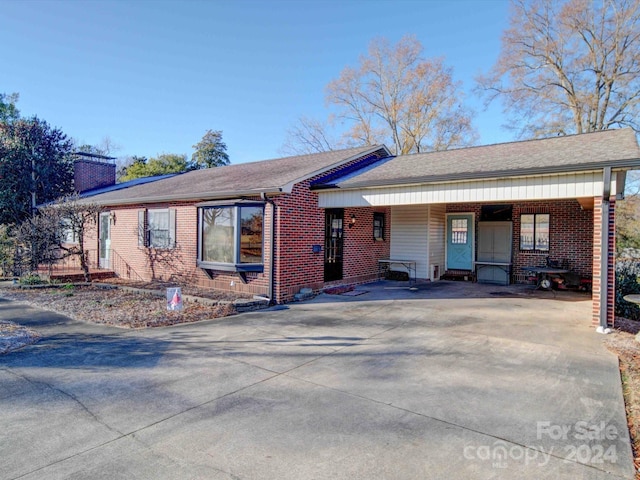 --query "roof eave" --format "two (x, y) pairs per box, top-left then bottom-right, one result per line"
(279, 144), (392, 193)
(83, 145), (392, 205)
(332, 158), (640, 190)
(86, 187), (285, 207)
